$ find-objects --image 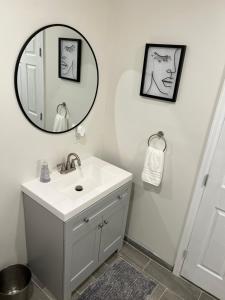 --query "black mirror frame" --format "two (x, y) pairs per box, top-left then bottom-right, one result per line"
(14, 24), (99, 134)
